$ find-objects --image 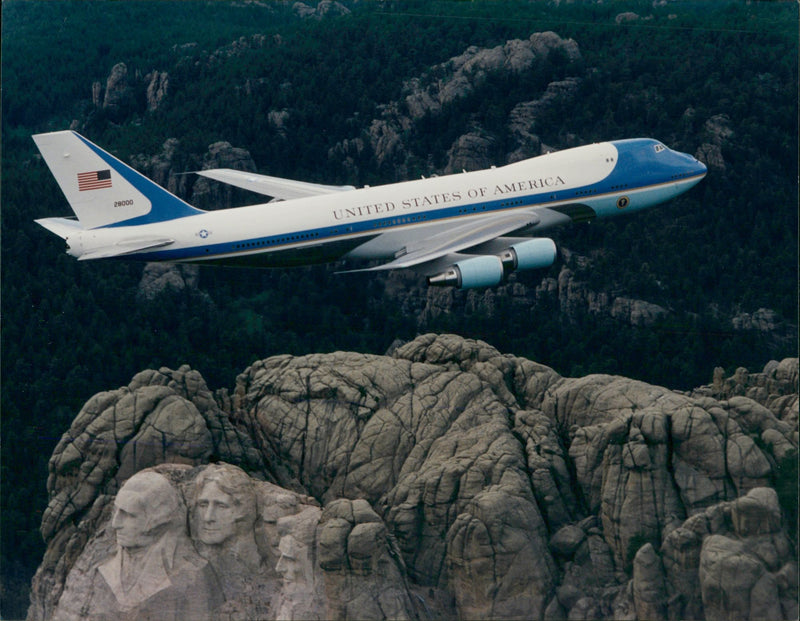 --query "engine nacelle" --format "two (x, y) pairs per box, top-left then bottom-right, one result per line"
(427, 255), (504, 289)
(499, 238), (557, 272)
